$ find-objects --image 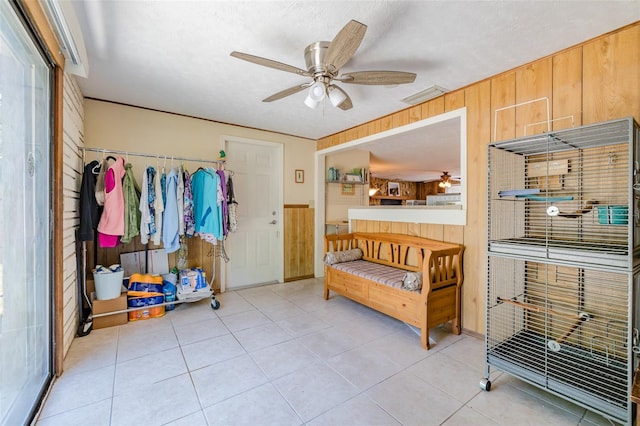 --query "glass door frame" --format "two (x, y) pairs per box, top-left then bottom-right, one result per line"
(16, 0), (66, 380)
